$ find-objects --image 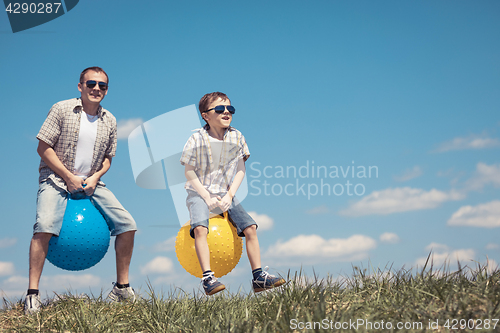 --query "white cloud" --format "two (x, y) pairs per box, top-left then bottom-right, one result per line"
(425, 242), (450, 252)
(339, 187), (465, 217)
(0, 238), (17, 249)
(265, 234), (376, 263)
(0, 262), (15, 276)
(140, 256), (174, 275)
(247, 212), (274, 231)
(379, 232), (400, 244)
(465, 163), (500, 191)
(117, 118), (143, 140)
(447, 200), (500, 228)
(150, 272), (201, 291)
(306, 205), (331, 215)
(40, 274), (101, 289)
(415, 248), (475, 267)
(486, 243), (499, 250)
(153, 236), (176, 252)
(0, 275), (28, 299)
(394, 166), (423, 182)
(0, 274), (102, 299)
(433, 133), (500, 152)
(2, 275), (28, 289)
